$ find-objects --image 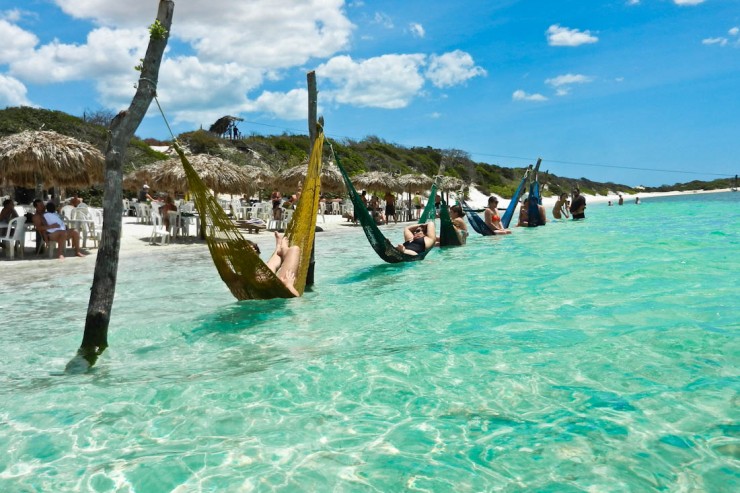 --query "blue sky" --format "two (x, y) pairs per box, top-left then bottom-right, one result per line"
(0, 0), (738, 187)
